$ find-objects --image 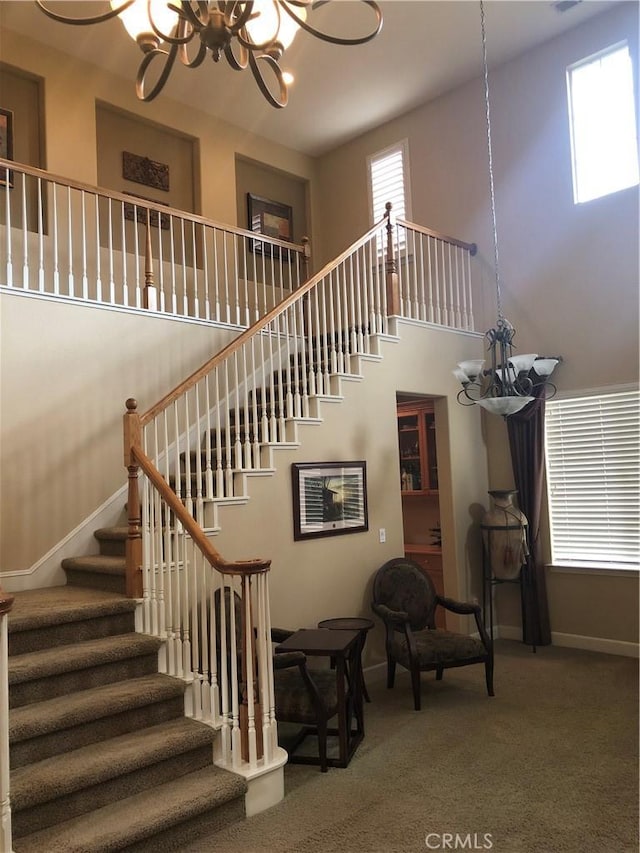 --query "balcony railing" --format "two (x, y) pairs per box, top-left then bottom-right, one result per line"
(0, 158), (309, 326)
